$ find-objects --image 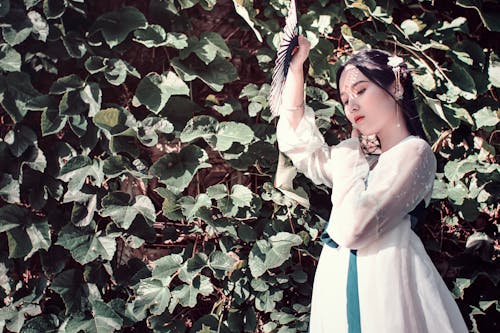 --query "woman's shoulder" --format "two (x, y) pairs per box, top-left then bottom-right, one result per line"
(403, 135), (433, 154)
(379, 135), (434, 163)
